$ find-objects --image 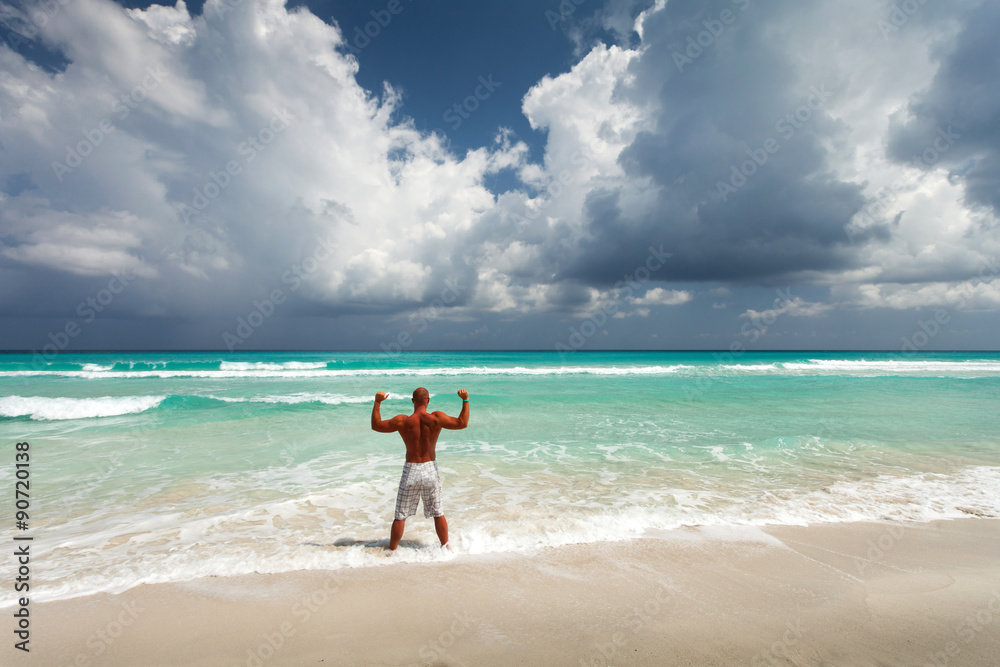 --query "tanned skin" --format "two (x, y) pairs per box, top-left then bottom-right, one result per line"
(371, 387), (469, 550)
